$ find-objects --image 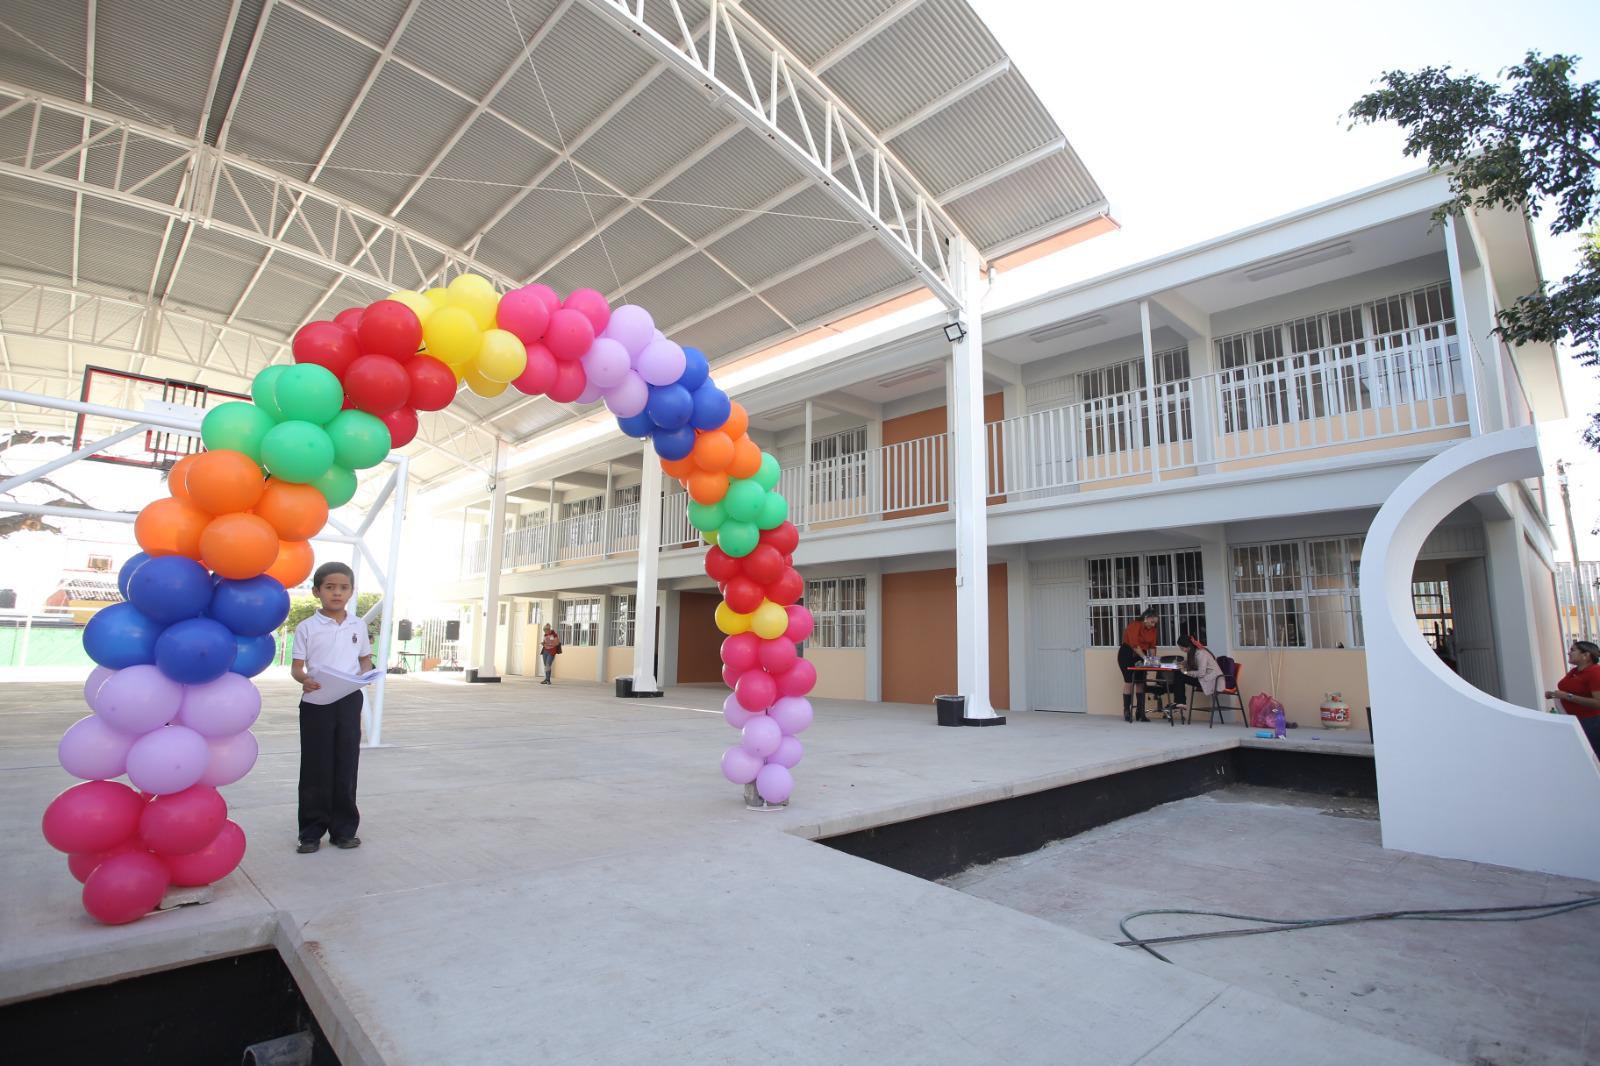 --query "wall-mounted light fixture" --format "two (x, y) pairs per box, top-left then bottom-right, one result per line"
(943, 319), (968, 343)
